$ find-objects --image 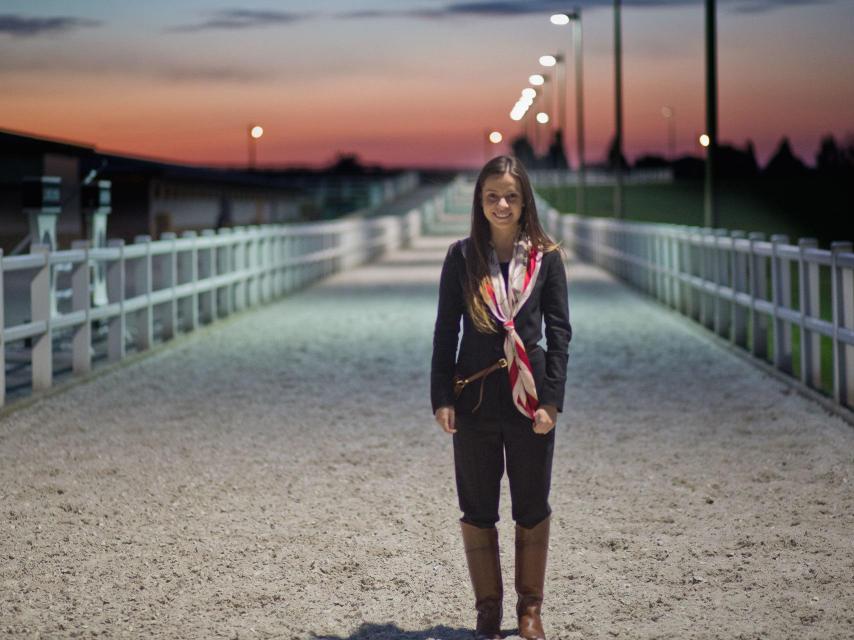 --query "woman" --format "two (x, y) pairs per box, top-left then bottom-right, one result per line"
(431, 156), (571, 640)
